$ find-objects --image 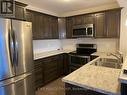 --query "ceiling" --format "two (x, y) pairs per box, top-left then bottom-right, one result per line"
(18, 0), (118, 15)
